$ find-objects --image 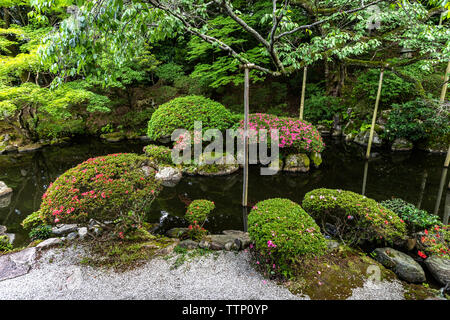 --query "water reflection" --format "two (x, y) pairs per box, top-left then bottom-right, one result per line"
(1, 137), (449, 247)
